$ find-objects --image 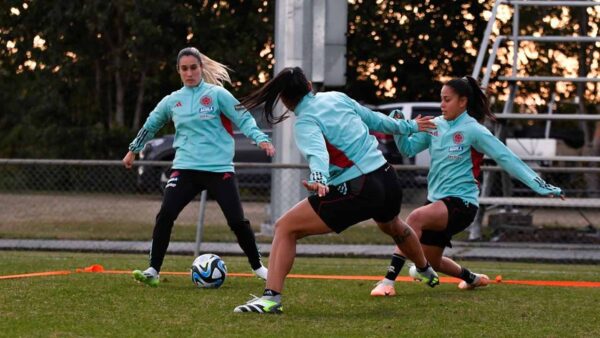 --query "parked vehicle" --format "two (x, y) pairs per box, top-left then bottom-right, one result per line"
(136, 130), (272, 193)
(137, 100), (583, 194)
(367, 101), (584, 193)
(367, 102), (442, 187)
(136, 105), (273, 193)
(369, 102), (442, 164)
(137, 102), (443, 192)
